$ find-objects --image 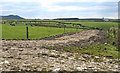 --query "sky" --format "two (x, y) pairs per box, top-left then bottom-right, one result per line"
(0, 0), (119, 19)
